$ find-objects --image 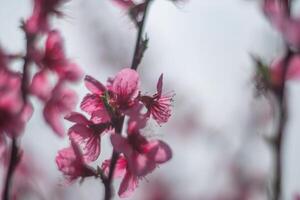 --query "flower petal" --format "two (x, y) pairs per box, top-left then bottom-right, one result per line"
(156, 74), (163, 96)
(64, 112), (90, 125)
(112, 68), (140, 105)
(118, 171), (138, 198)
(110, 134), (133, 158)
(80, 94), (104, 115)
(30, 70), (51, 101)
(101, 156), (127, 178)
(43, 101), (65, 137)
(91, 108), (110, 124)
(84, 75), (106, 94)
(68, 124), (100, 162)
(146, 140), (172, 164)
